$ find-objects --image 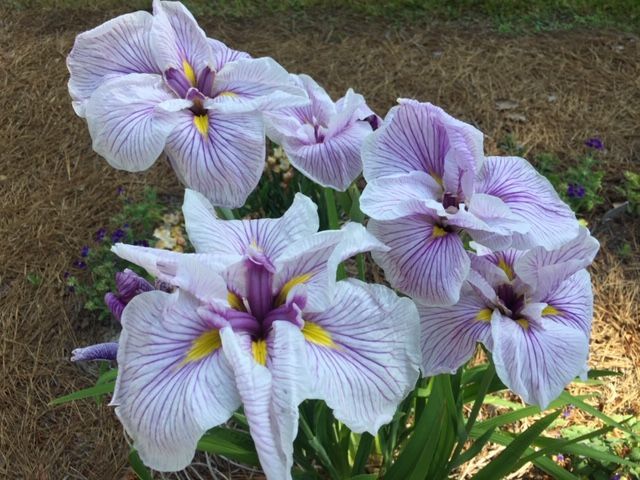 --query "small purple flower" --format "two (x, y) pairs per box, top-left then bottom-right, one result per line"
(567, 183), (586, 199)
(111, 229), (126, 243)
(80, 245), (90, 257)
(585, 137), (604, 150)
(116, 186), (126, 195)
(95, 227), (107, 242)
(63, 271), (70, 279)
(67, 0), (307, 207)
(556, 454), (565, 462)
(264, 74), (379, 191)
(562, 404), (574, 418)
(134, 239), (150, 247)
(123, 223), (130, 229)
(73, 259), (87, 269)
